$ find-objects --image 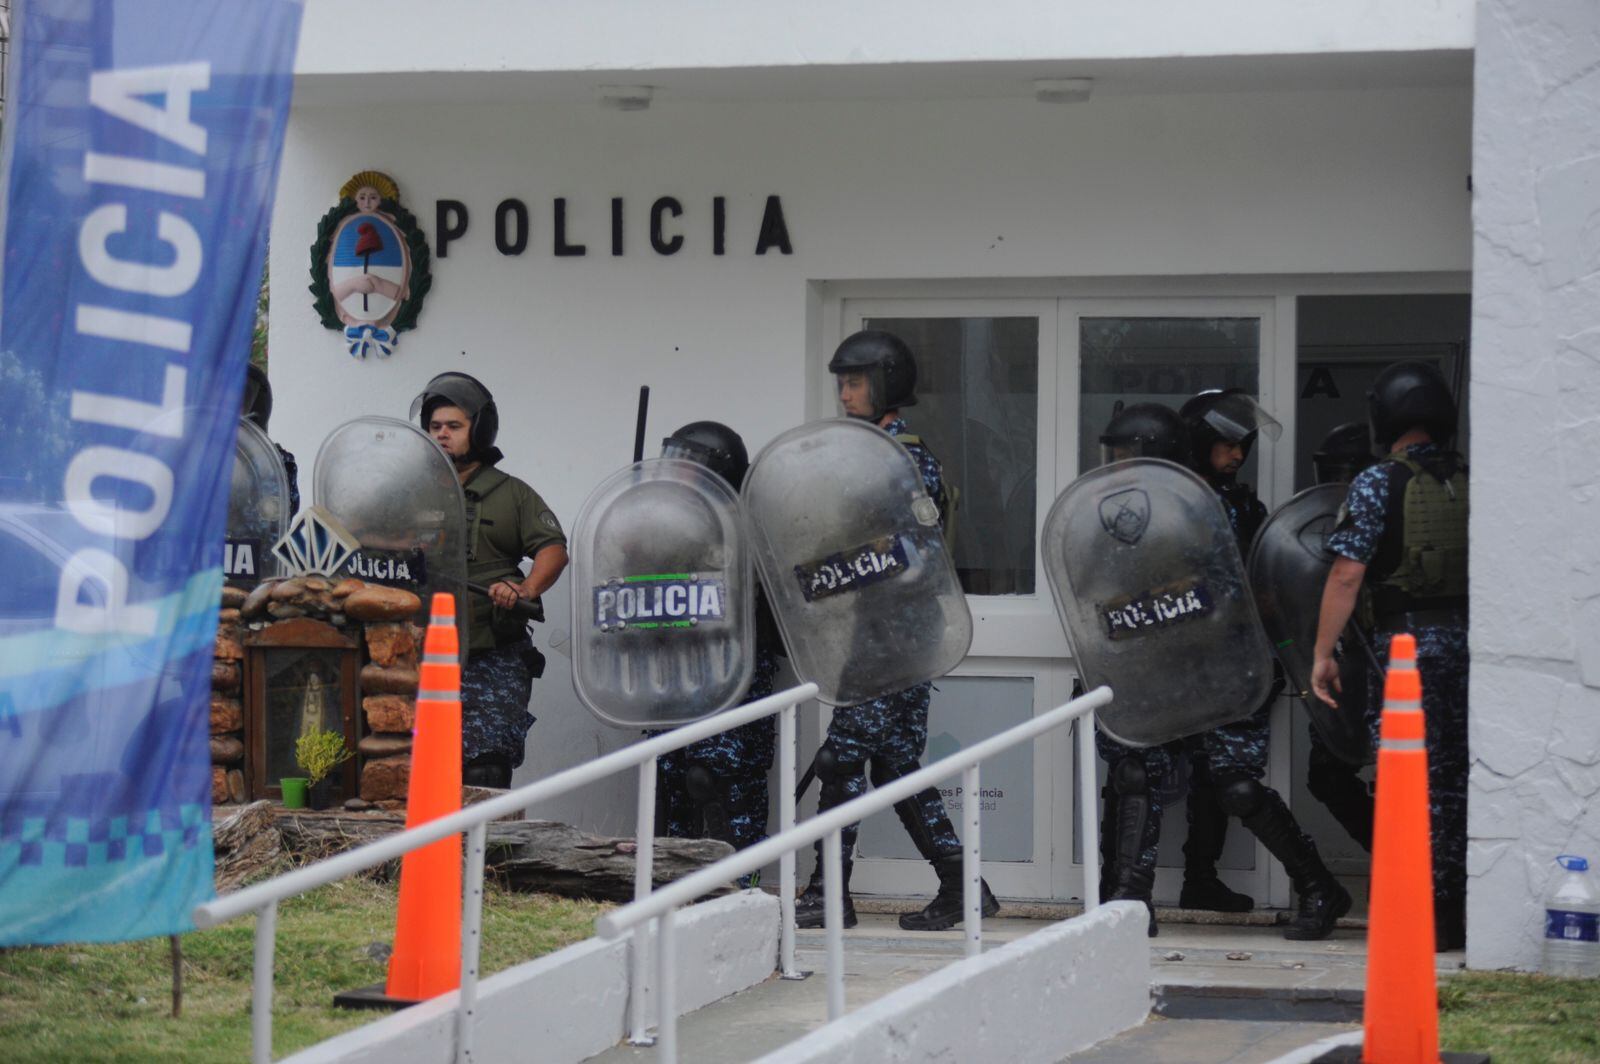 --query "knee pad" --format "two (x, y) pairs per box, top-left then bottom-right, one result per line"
(1111, 757), (1149, 798)
(684, 763), (718, 805)
(815, 744), (864, 785)
(1216, 776), (1268, 819)
(869, 757), (919, 789)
